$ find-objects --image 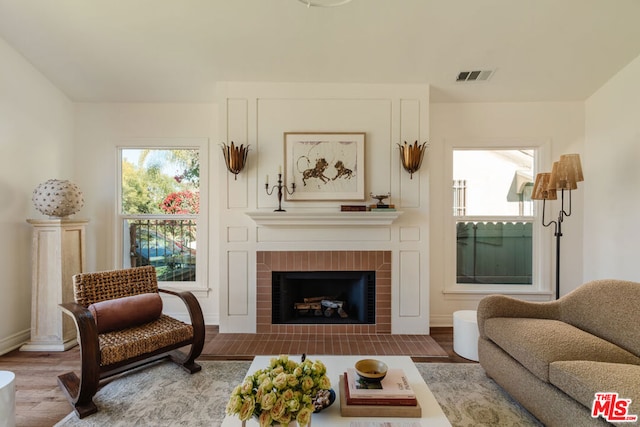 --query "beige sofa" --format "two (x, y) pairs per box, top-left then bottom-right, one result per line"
(478, 279), (640, 426)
